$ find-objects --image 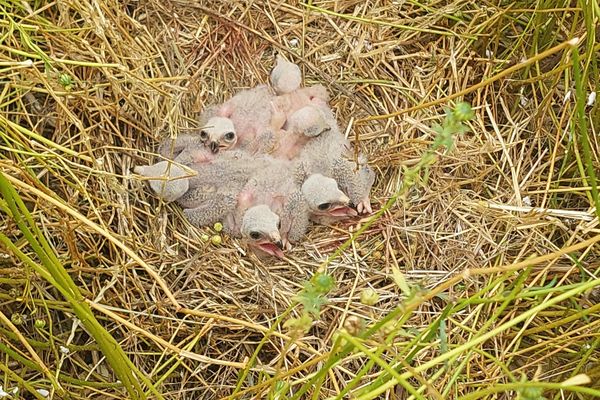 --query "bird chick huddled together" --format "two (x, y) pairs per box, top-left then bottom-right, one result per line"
(134, 56), (375, 258)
